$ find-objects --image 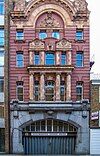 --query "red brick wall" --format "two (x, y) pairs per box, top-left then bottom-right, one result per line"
(10, 26), (90, 102)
